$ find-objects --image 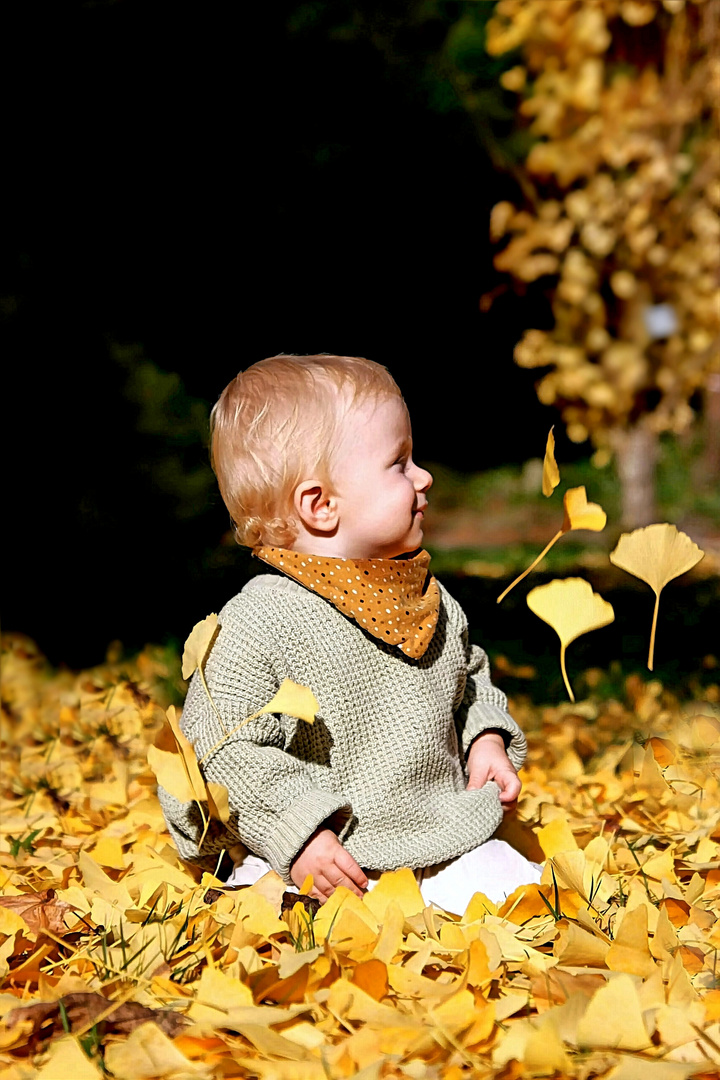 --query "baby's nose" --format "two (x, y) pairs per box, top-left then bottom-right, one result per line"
(415, 464), (433, 491)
